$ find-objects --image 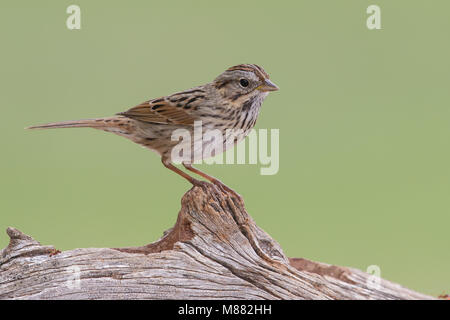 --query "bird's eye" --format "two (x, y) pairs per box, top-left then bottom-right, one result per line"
(239, 78), (249, 87)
